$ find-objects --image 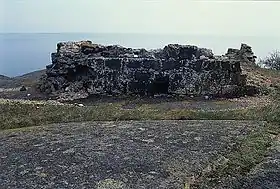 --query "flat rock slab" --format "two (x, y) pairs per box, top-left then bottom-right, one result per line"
(0, 120), (263, 189)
